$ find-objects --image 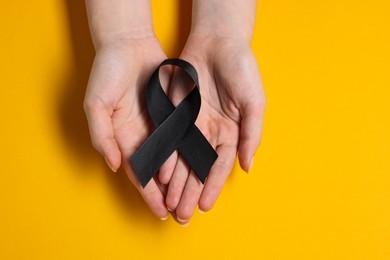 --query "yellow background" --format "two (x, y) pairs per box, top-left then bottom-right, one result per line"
(1, 0), (389, 259)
